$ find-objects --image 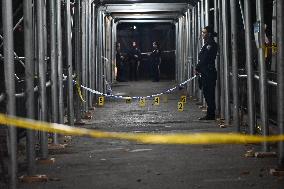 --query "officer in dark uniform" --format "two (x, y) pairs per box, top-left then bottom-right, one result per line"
(116, 43), (126, 81)
(196, 26), (218, 120)
(150, 41), (162, 82)
(128, 41), (141, 81)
